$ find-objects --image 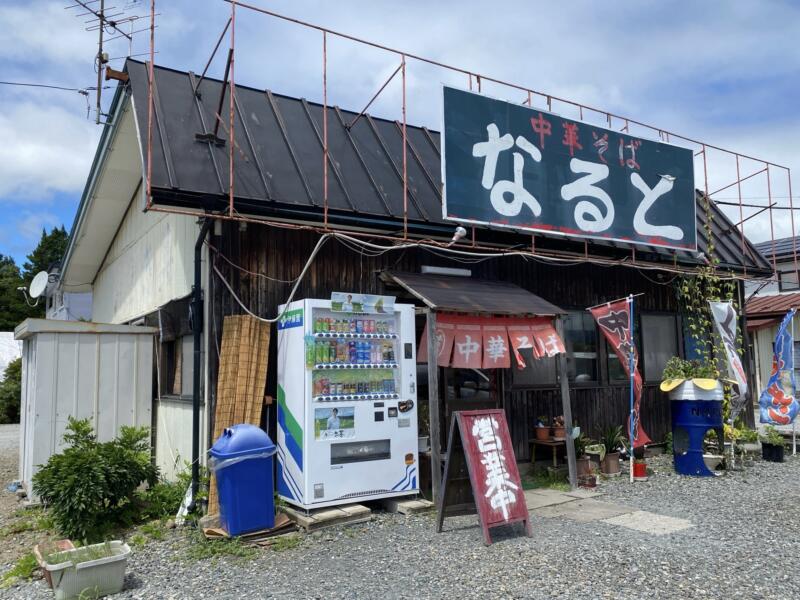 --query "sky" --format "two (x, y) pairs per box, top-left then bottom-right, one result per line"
(1, 0), (799, 265)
